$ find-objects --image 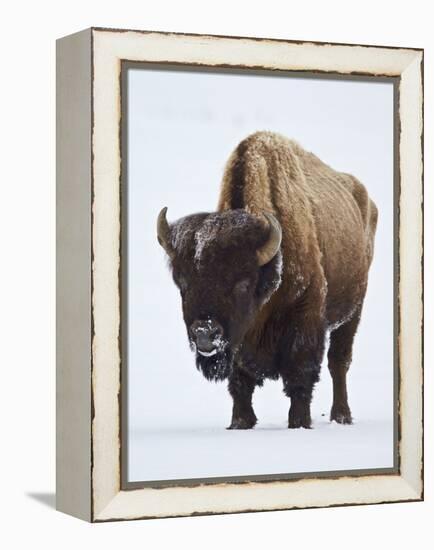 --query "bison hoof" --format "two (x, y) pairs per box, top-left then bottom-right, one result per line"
(330, 403), (353, 424)
(288, 410), (312, 429)
(227, 417), (256, 430)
